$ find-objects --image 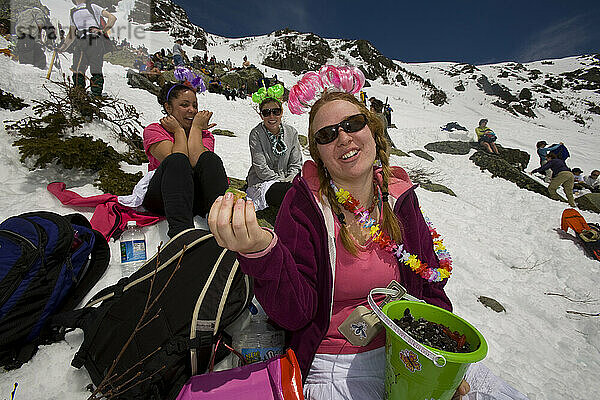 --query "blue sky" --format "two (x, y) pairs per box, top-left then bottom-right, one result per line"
(172, 0), (599, 65)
